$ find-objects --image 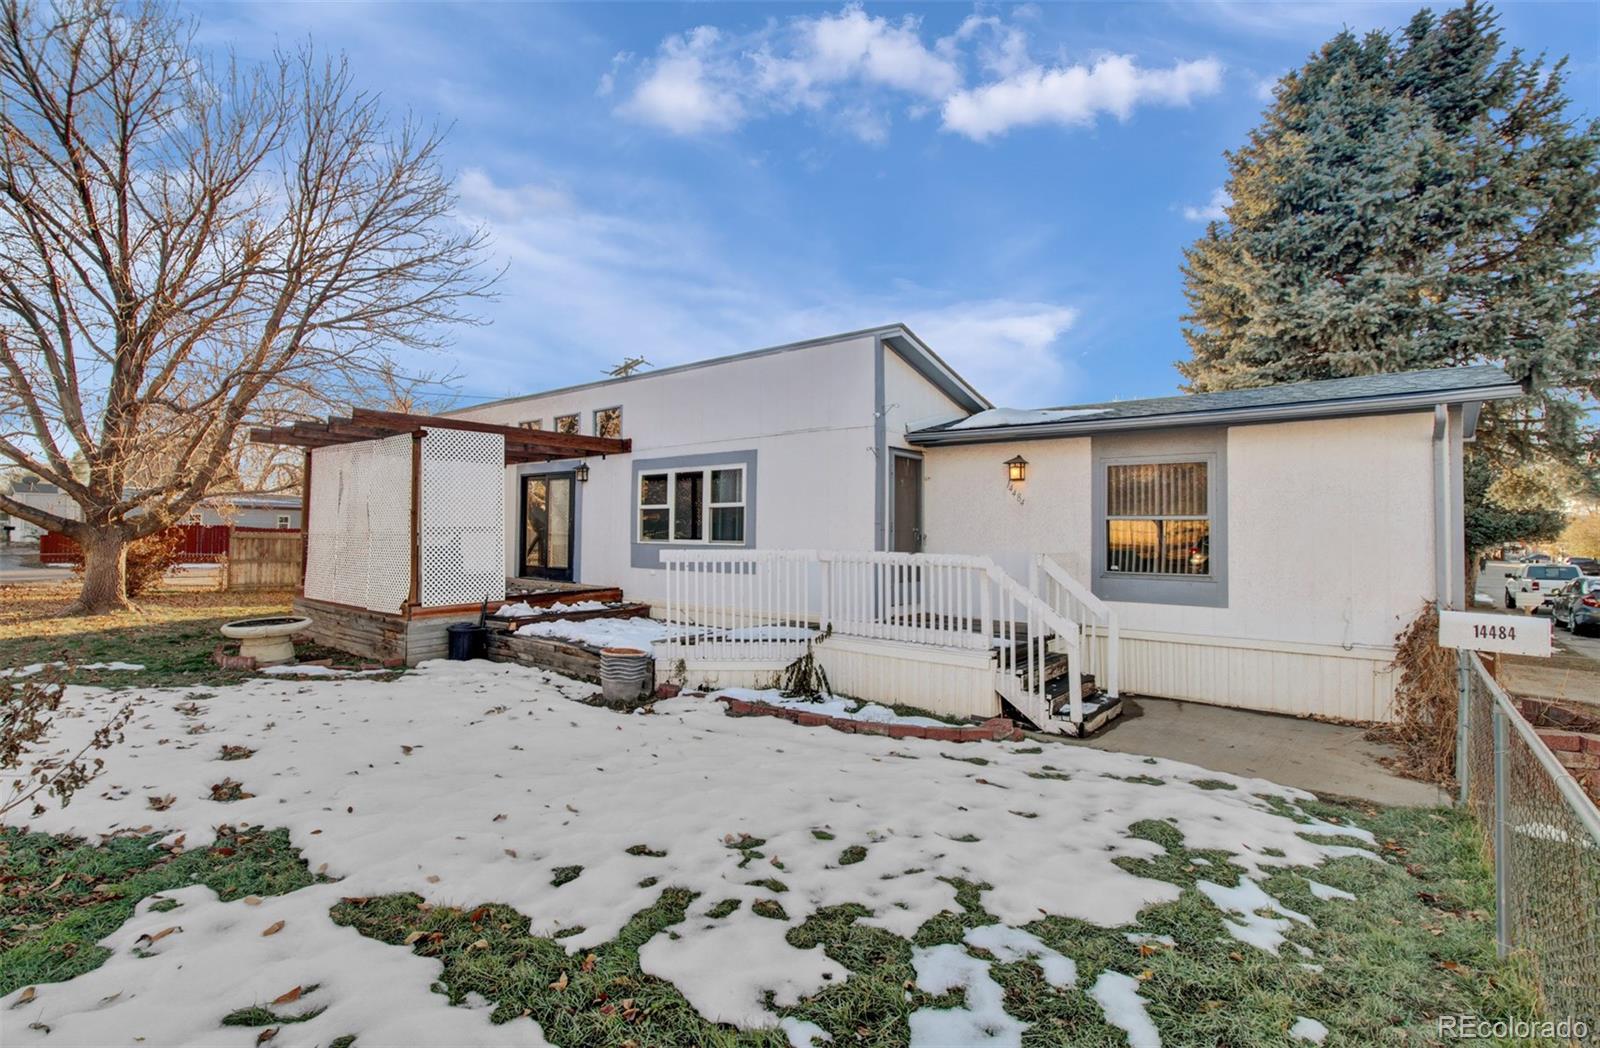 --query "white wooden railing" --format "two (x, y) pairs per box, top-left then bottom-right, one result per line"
(660, 548), (1102, 731)
(1031, 554), (1120, 700)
